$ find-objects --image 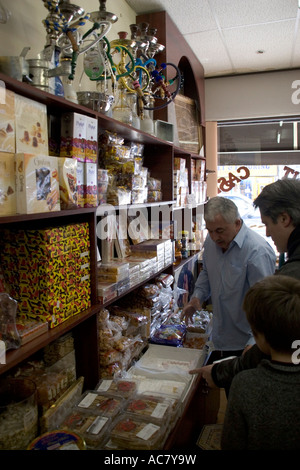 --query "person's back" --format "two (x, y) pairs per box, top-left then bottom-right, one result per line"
(221, 275), (300, 450)
(221, 360), (300, 450)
